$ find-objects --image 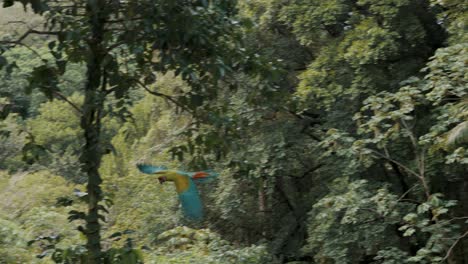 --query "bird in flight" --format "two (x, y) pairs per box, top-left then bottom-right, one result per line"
(137, 164), (218, 221)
